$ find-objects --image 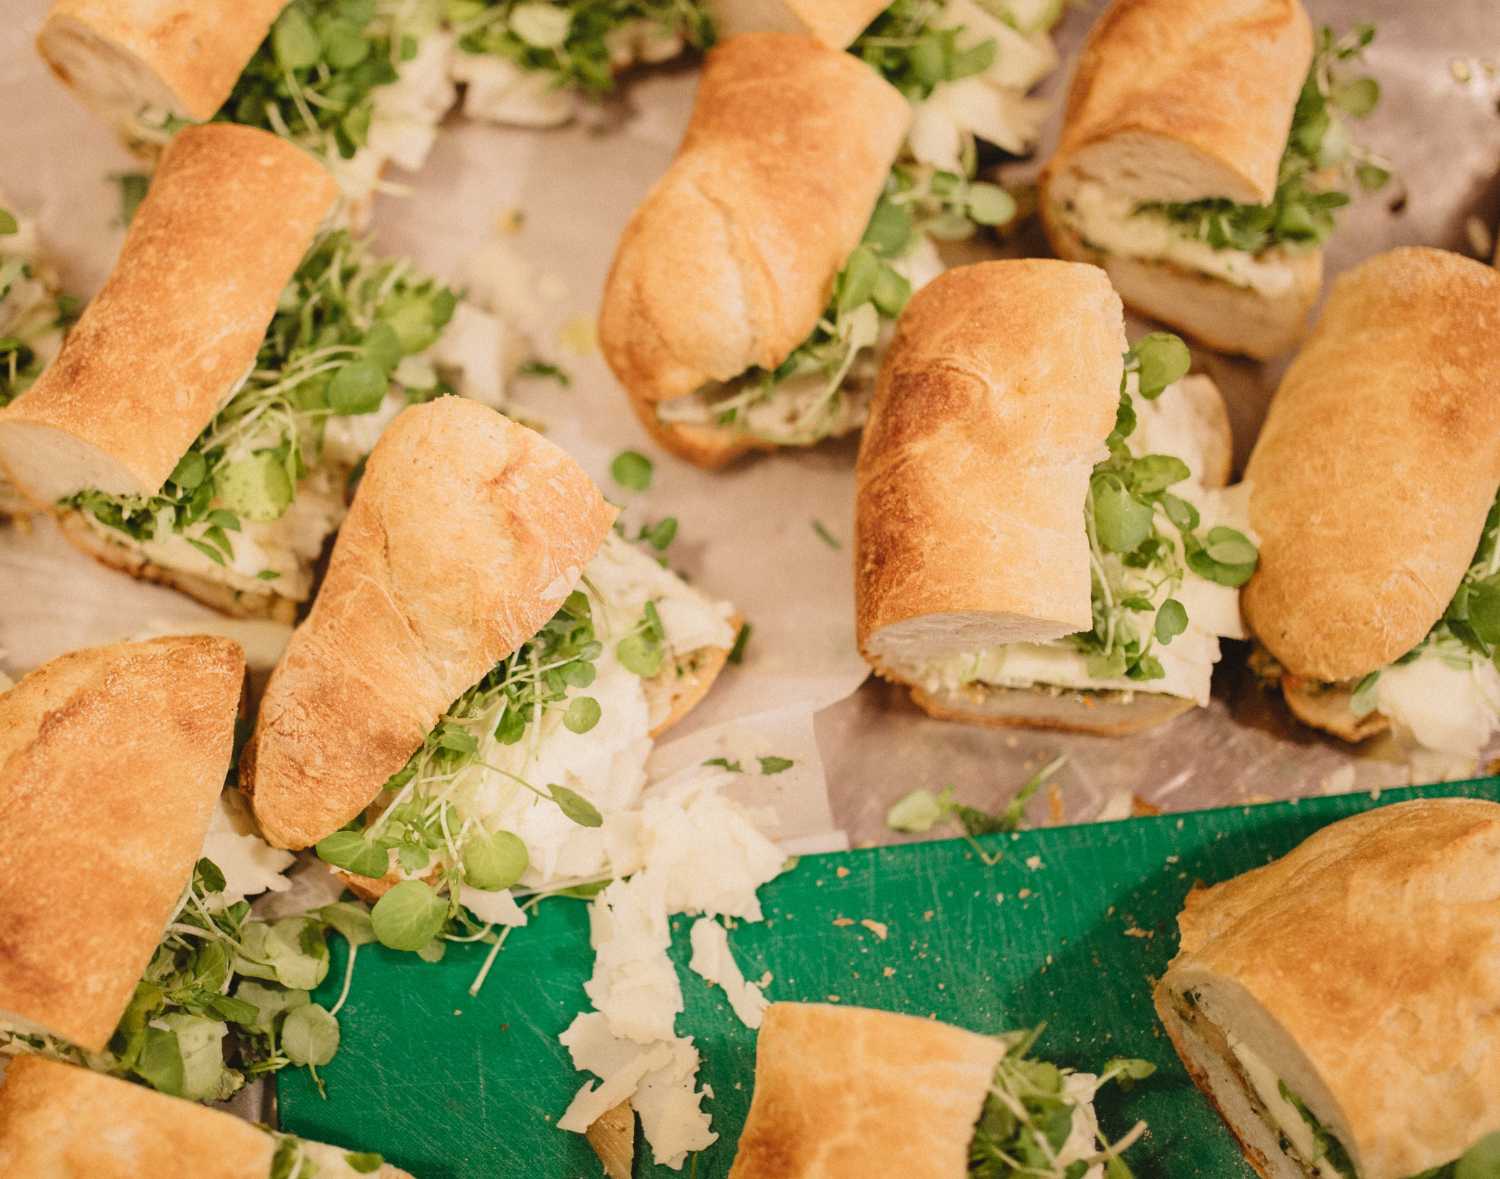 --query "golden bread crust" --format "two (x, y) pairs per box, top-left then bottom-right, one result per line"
(0, 636), (244, 1051)
(728, 1003), (1004, 1179)
(1243, 248), (1500, 682)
